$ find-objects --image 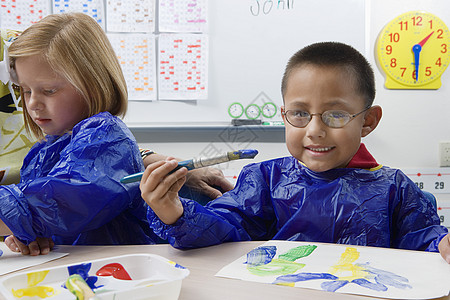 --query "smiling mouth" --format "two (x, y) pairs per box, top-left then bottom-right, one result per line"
(306, 146), (335, 152)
